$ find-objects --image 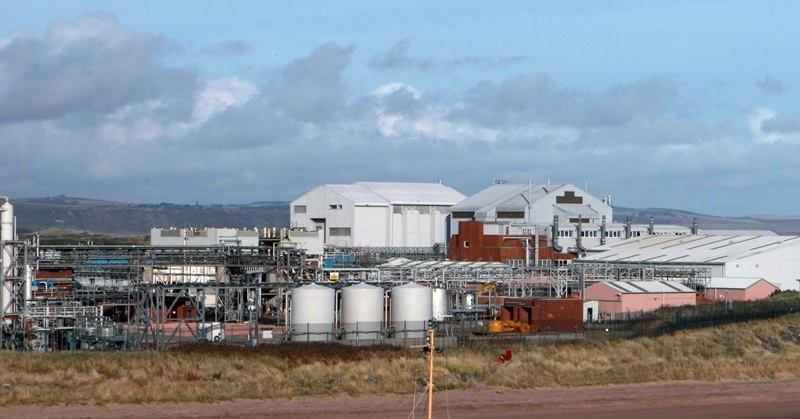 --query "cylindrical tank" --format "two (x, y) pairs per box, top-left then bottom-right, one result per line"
(432, 287), (448, 321)
(390, 283), (432, 339)
(291, 284), (335, 342)
(1, 198), (13, 315)
(464, 293), (476, 309)
(341, 283), (384, 340)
